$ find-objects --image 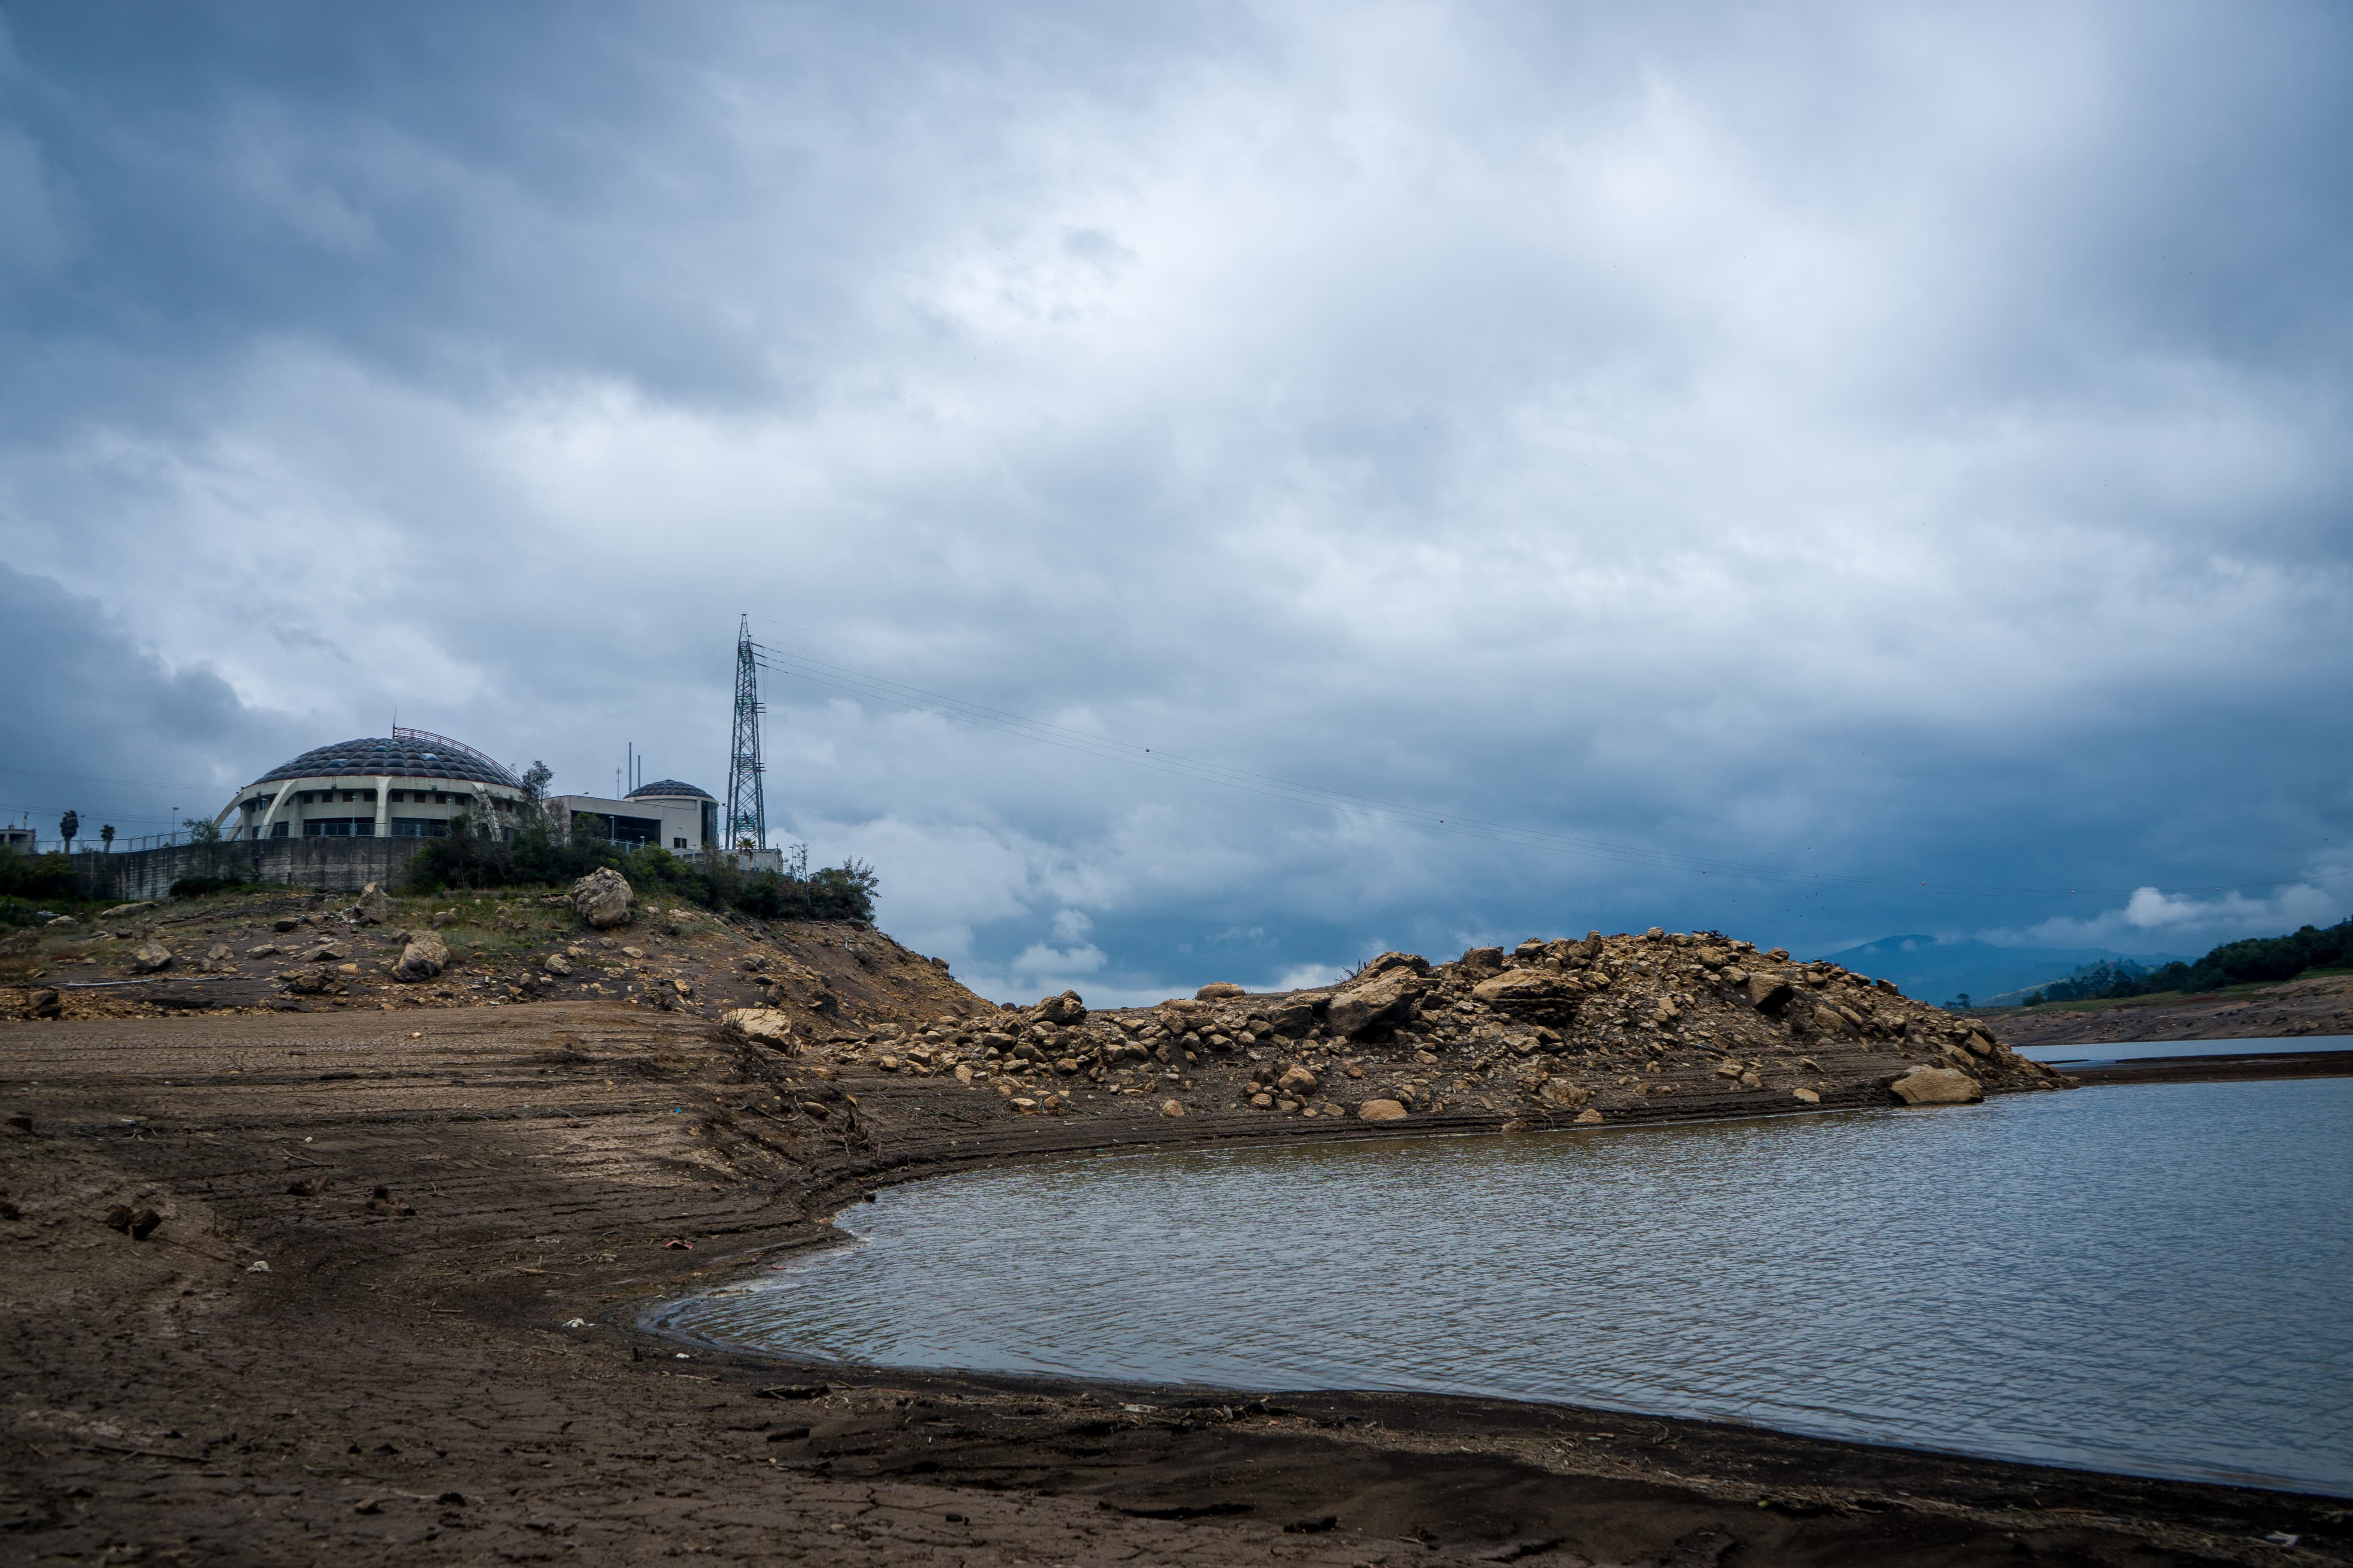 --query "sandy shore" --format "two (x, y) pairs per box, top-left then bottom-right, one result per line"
(4, 1000), (2345, 1566)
